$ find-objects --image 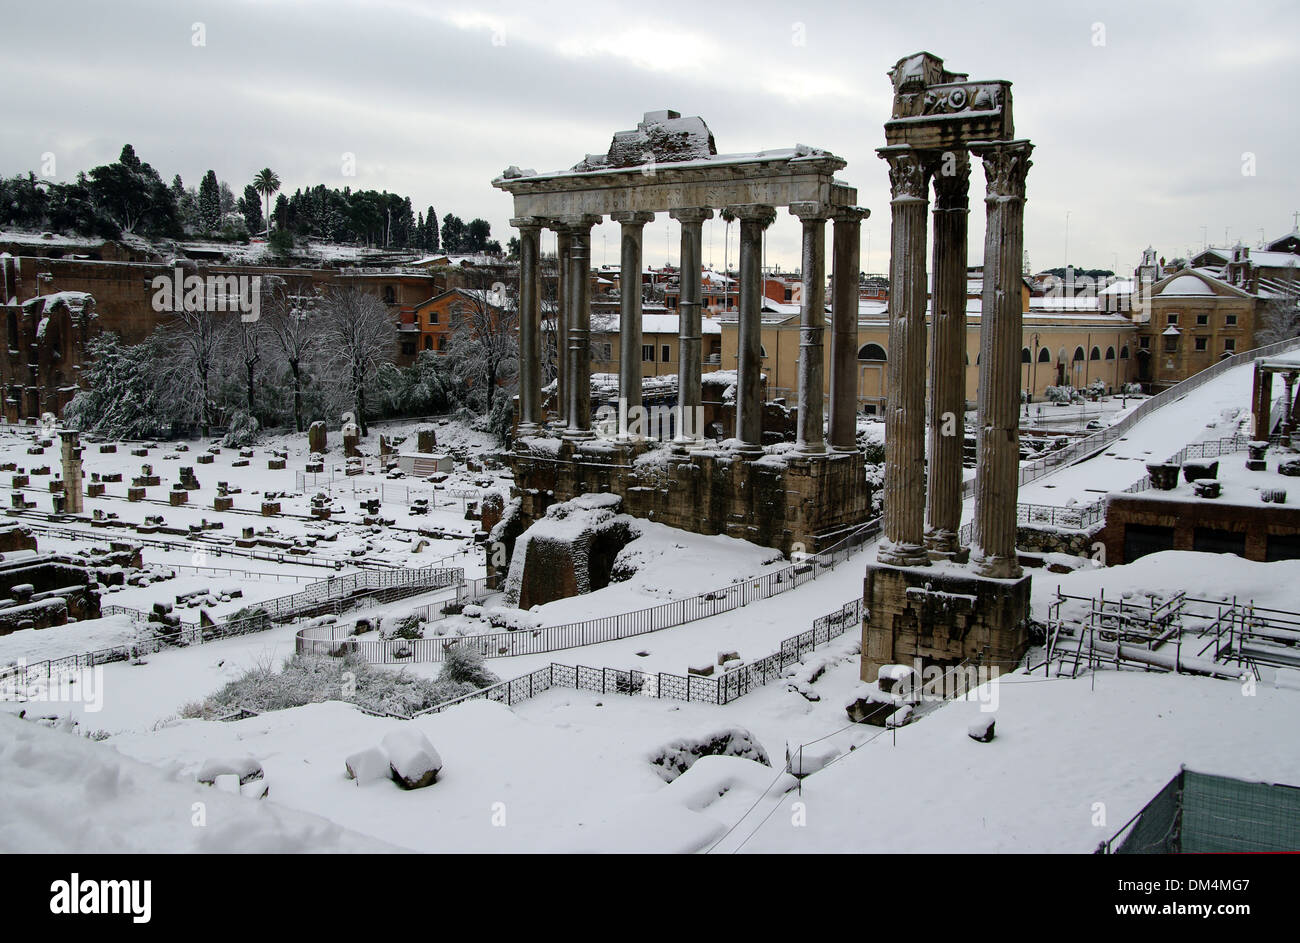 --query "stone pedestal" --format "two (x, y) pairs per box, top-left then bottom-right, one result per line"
(861, 561), (1031, 682)
(416, 426), (437, 453)
(308, 421), (327, 454)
